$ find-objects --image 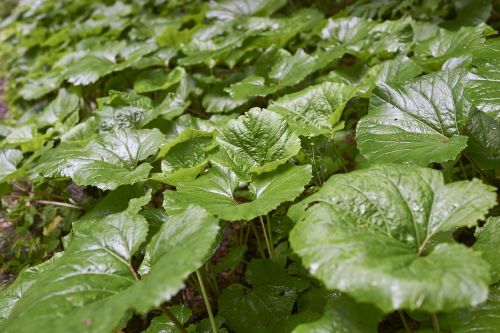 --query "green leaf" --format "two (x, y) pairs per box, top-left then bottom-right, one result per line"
(414, 24), (492, 70)
(31, 128), (166, 190)
(165, 163), (311, 221)
(440, 283), (500, 333)
(35, 88), (79, 128)
(463, 109), (500, 170)
(320, 16), (412, 59)
(95, 91), (158, 130)
(133, 67), (185, 93)
(207, 0), (286, 20)
(218, 259), (305, 333)
(0, 205), (219, 333)
(152, 129), (215, 185)
(145, 305), (191, 333)
(466, 60), (500, 120)
(227, 48), (342, 99)
(474, 217), (500, 283)
(215, 108), (301, 178)
(289, 164), (496, 312)
(268, 82), (357, 137)
(293, 294), (383, 333)
(0, 148), (23, 182)
(356, 69), (474, 165)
